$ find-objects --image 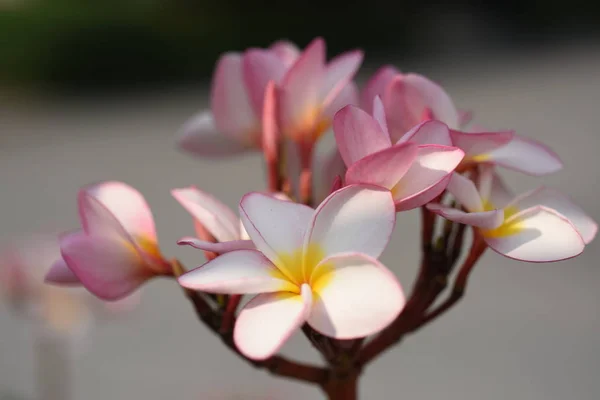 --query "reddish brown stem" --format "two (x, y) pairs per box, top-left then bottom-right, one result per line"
(418, 236), (487, 327)
(220, 294), (241, 333)
(323, 372), (358, 400)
